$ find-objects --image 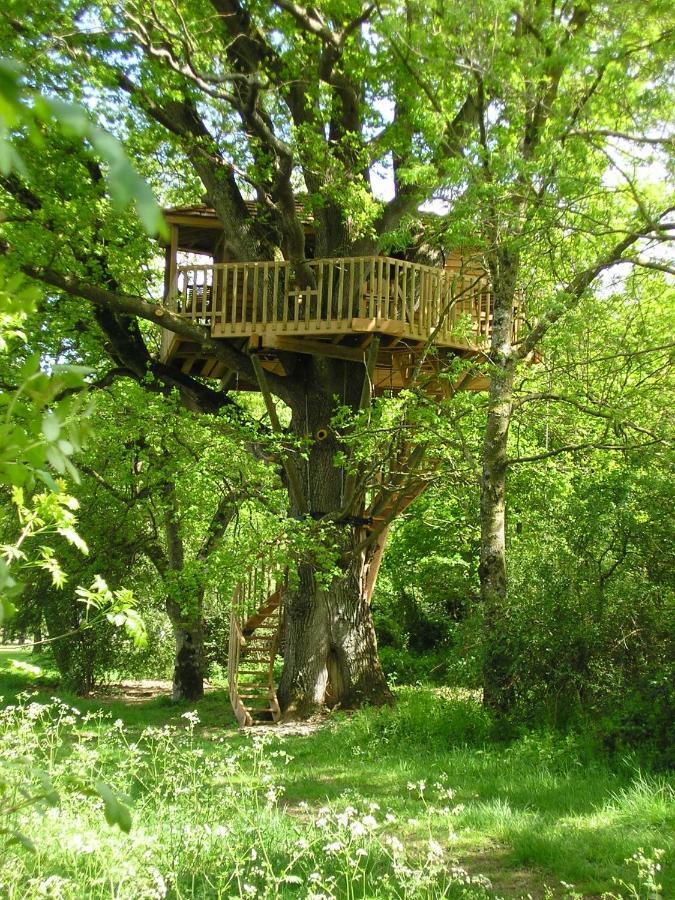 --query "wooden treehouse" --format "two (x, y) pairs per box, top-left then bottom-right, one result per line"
(159, 205), (515, 395)
(157, 205), (515, 725)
